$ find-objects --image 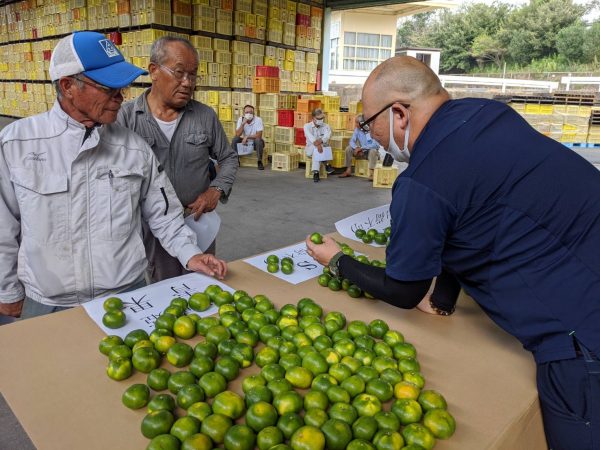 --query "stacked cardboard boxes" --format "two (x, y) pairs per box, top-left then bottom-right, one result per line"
(0, 0), (322, 118)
